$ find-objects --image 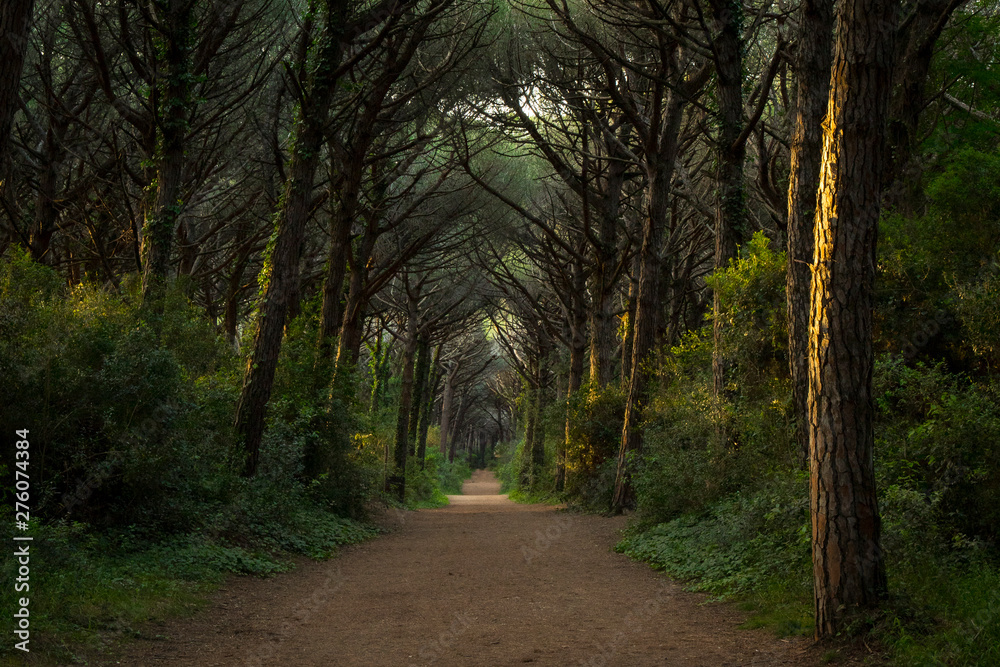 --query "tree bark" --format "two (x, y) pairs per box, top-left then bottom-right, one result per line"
(140, 0), (195, 312)
(612, 89), (686, 512)
(808, 0), (894, 636)
(710, 0), (748, 402)
(787, 0), (834, 466)
(235, 0), (348, 478)
(408, 332), (432, 454)
(389, 306), (418, 502)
